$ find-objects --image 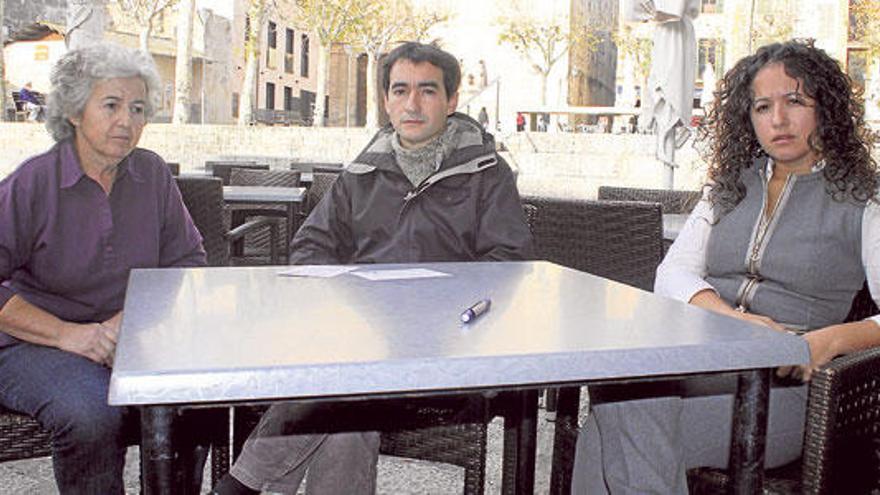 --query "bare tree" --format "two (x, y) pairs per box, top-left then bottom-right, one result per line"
(67, 0), (107, 49)
(294, 0), (370, 127)
(497, 2), (596, 106)
(238, 0), (268, 125)
(0, 0), (7, 122)
(851, 0), (880, 58)
(172, 0), (194, 123)
(352, 0), (448, 127)
(111, 0), (179, 52)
